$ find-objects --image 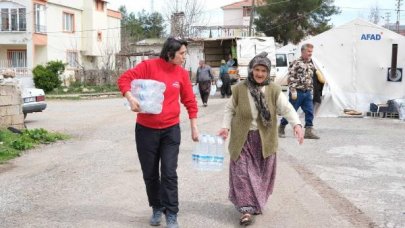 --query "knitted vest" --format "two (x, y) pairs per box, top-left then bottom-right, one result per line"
(229, 82), (281, 161)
